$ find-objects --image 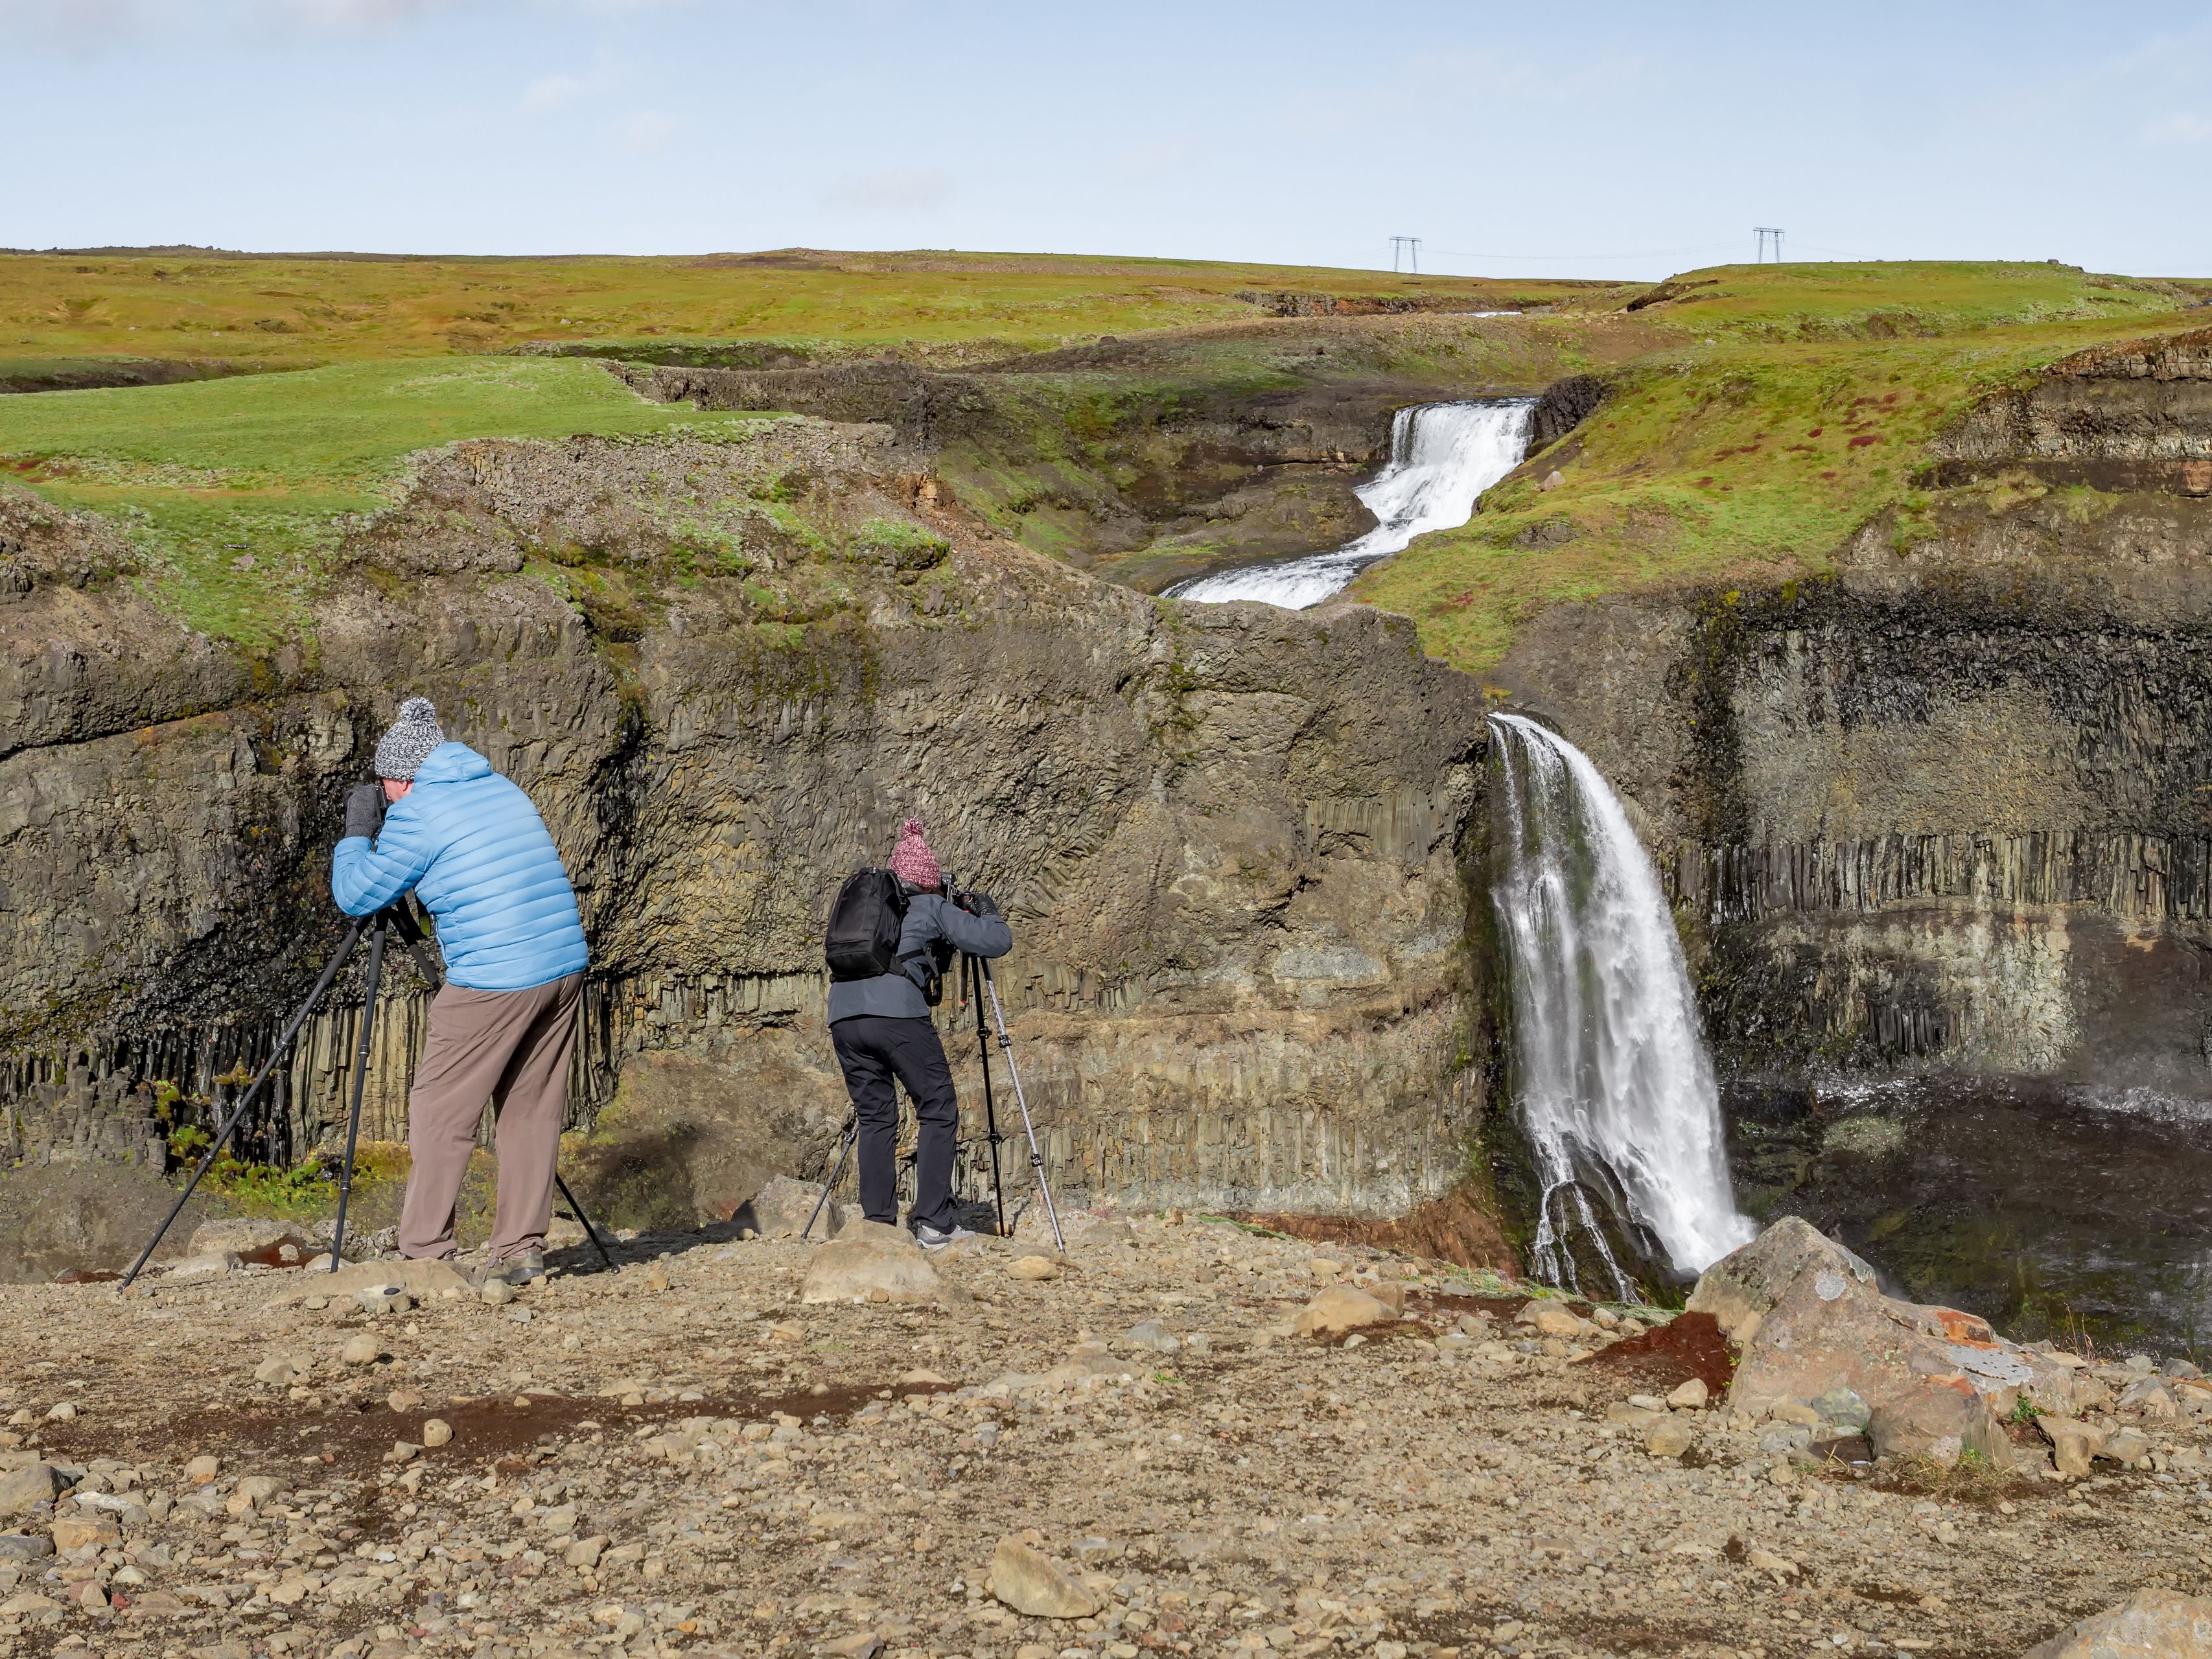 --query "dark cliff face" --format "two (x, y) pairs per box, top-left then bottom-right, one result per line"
(1, 419), (1498, 1220)
(1495, 333), (2212, 1090)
